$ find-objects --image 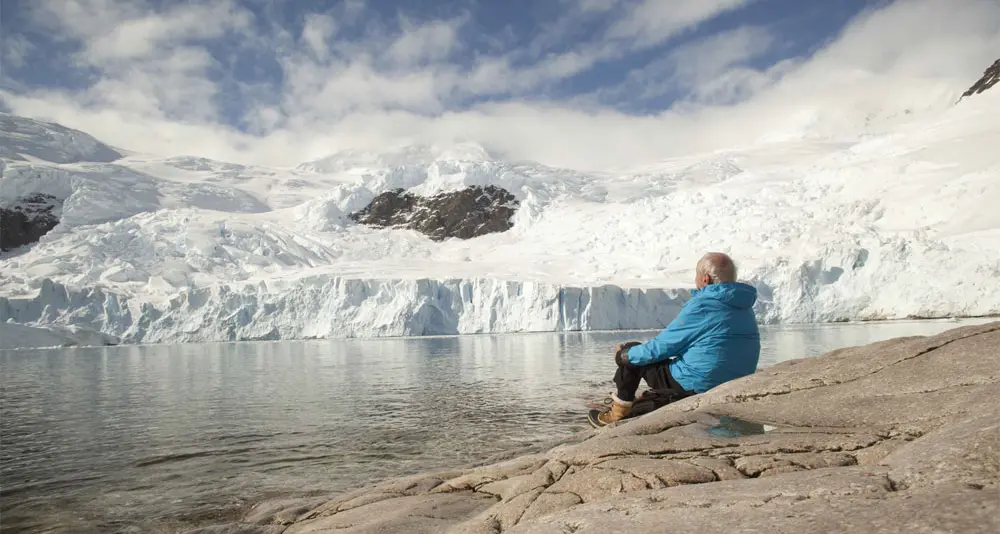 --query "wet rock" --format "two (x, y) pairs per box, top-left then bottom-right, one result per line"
(432, 456), (547, 493)
(348, 185), (519, 241)
(233, 322), (1000, 534)
(245, 497), (330, 525)
(1, 193), (60, 250)
(283, 493), (497, 534)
